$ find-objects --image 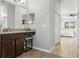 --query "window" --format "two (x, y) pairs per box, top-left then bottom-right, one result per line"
(65, 22), (69, 29)
(70, 22), (75, 29)
(65, 21), (75, 29)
